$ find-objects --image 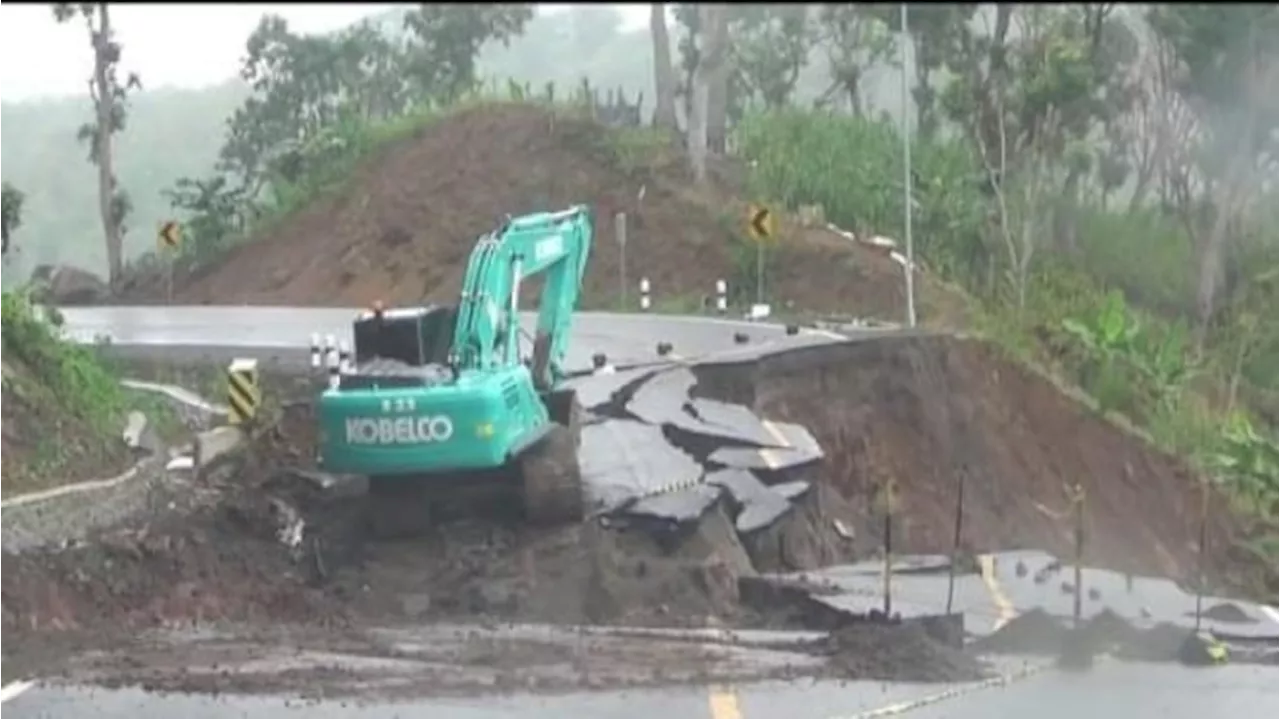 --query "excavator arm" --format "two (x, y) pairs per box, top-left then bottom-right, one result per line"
(449, 205), (592, 391)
